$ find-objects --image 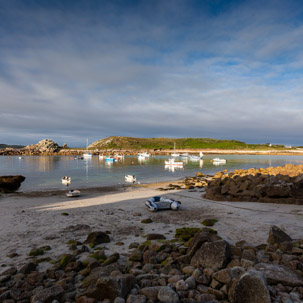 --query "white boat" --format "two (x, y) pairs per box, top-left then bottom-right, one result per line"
(115, 154), (124, 159)
(164, 158), (184, 166)
(138, 152), (150, 158)
(18, 156), (24, 159)
(125, 175), (136, 182)
(180, 153), (189, 158)
(99, 154), (104, 159)
(164, 165), (184, 172)
(62, 176), (71, 185)
(171, 143), (180, 157)
(213, 158), (226, 164)
(66, 189), (80, 197)
(83, 139), (92, 158)
(188, 152), (203, 160)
